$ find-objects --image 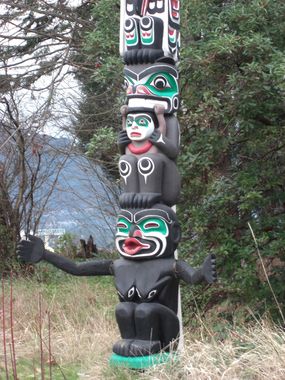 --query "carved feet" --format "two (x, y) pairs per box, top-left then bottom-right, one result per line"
(113, 339), (161, 357)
